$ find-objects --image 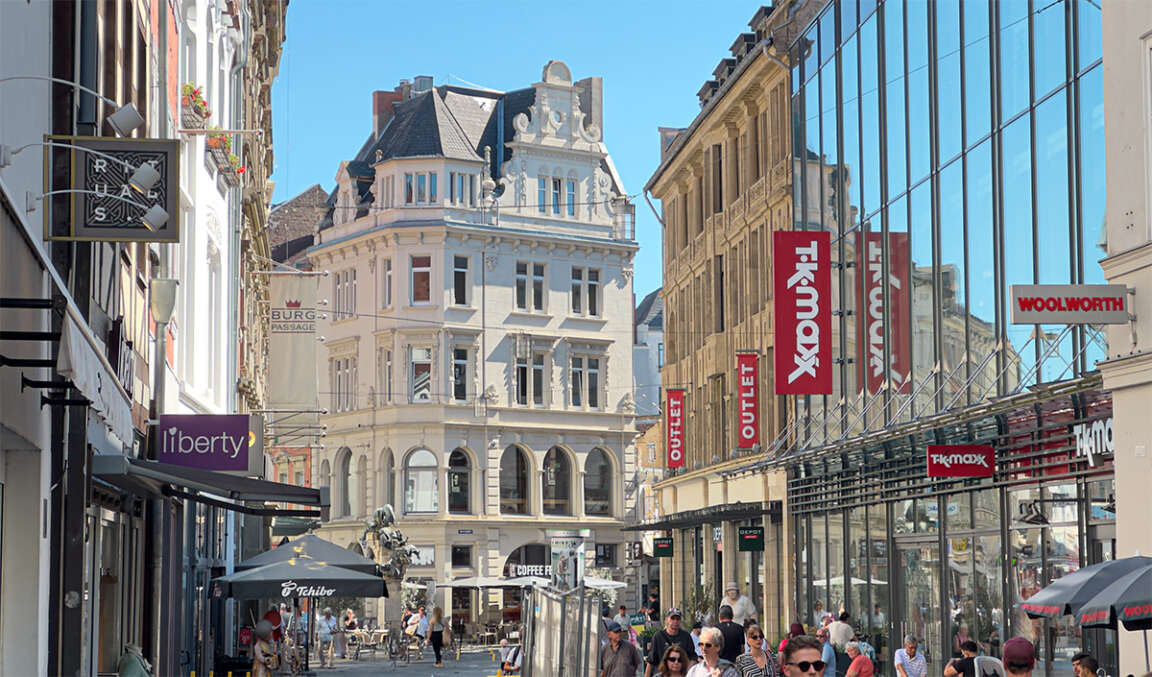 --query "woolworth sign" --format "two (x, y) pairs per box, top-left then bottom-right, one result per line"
(1010, 284), (1130, 325)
